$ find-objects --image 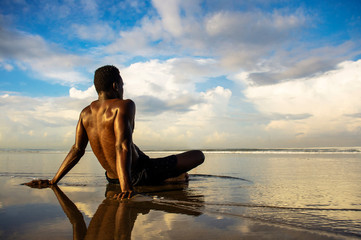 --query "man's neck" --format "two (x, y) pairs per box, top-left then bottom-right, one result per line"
(98, 92), (122, 101)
